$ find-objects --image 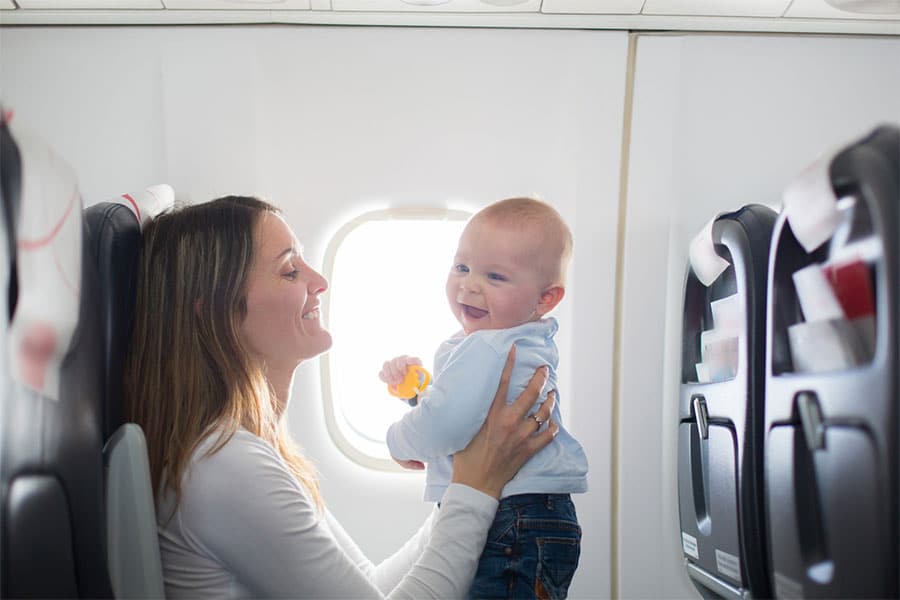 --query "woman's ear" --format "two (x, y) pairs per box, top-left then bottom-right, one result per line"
(535, 286), (565, 316)
(194, 297), (204, 317)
